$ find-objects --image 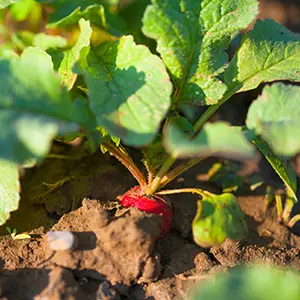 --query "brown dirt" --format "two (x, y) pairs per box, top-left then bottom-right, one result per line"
(0, 144), (299, 299)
